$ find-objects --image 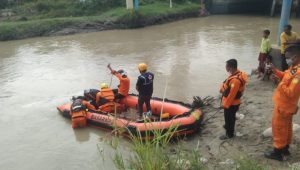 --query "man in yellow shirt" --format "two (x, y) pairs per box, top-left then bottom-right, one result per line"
(280, 25), (300, 70)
